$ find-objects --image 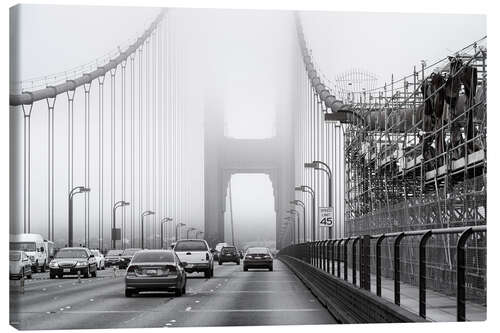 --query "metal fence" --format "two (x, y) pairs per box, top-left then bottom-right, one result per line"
(279, 225), (486, 321)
